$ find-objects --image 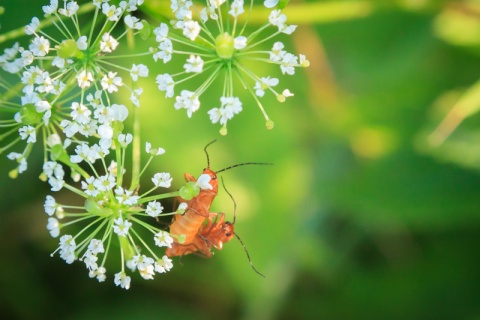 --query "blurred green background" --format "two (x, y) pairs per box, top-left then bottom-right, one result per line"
(2, 0), (480, 319)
